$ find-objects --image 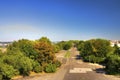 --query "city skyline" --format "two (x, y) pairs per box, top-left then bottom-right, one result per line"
(0, 0), (120, 41)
